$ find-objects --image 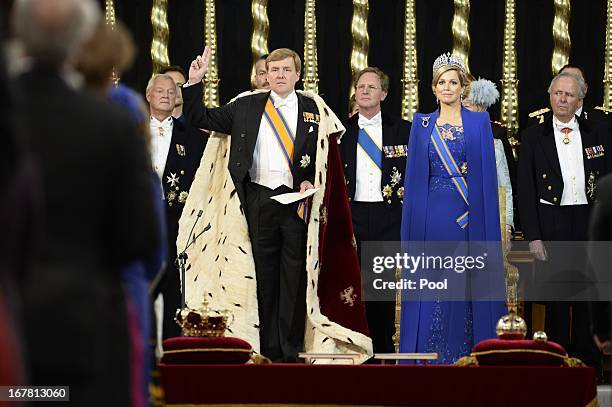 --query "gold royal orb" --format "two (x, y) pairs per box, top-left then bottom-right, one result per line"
(175, 298), (233, 337)
(496, 311), (527, 339)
